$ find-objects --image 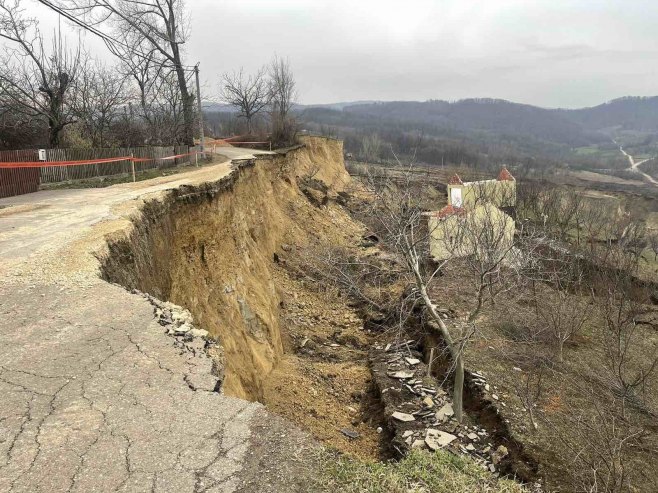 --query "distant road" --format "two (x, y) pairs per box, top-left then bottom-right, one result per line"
(614, 140), (658, 186)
